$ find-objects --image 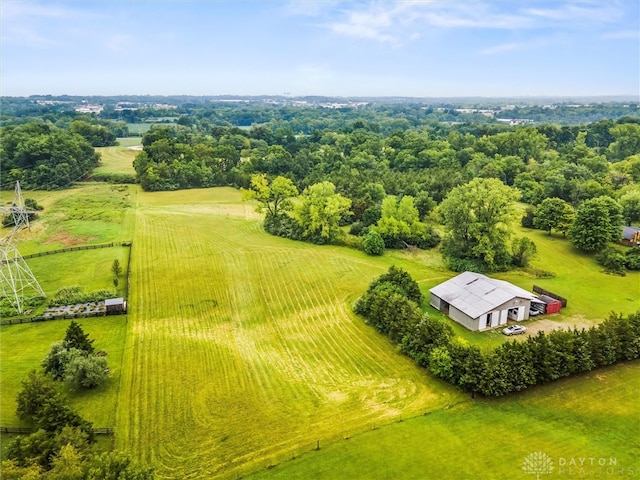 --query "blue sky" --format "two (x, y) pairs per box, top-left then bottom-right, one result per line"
(1, 1), (639, 97)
